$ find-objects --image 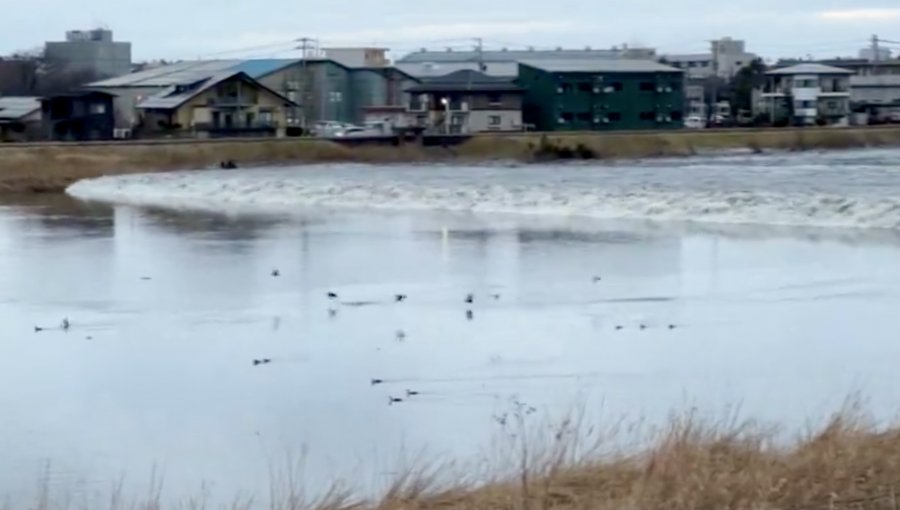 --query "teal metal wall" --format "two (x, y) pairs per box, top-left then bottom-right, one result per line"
(519, 64), (685, 131)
